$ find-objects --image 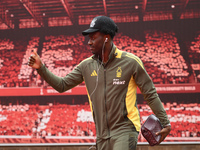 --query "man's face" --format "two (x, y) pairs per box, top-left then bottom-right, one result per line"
(88, 31), (105, 56)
